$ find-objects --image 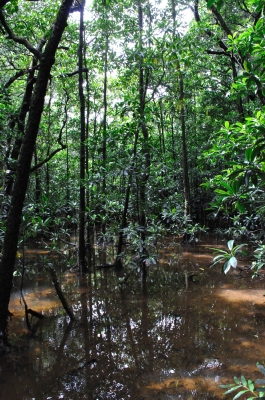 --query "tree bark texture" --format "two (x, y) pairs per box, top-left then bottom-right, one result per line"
(0, 0), (74, 344)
